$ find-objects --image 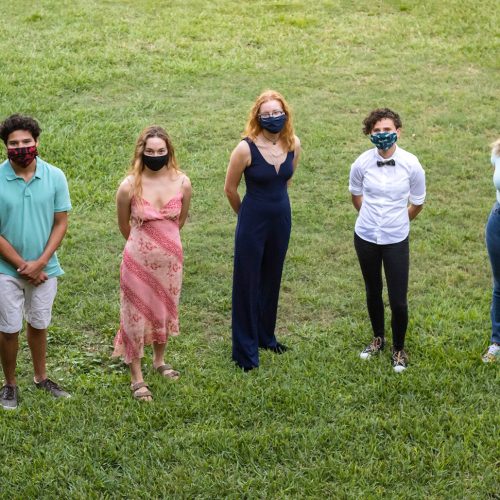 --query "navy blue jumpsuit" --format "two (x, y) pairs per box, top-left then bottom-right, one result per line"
(232, 137), (294, 369)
